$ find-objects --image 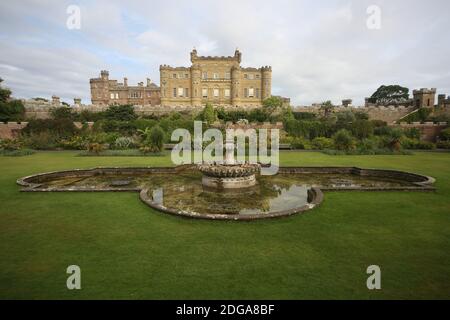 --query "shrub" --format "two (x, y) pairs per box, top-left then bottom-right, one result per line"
(436, 140), (450, 149)
(23, 118), (78, 138)
(23, 132), (57, 150)
(58, 135), (87, 150)
(401, 137), (435, 150)
(199, 103), (217, 124)
(51, 107), (75, 120)
(351, 119), (374, 139)
(357, 137), (381, 153)
(0, 148), (35, 156)
(87, 142), (105, 155)
(439, 128), (450, 141)
(386, 127), (404, 151)
(144, 125), (165, 152)
(113, 136), (135, 150)
(290, 137), (311, 150)
(333, 129), (355, 151)
(96, 119), (137, 135)
(0, 138), (22, 151)
(311, 137), (333, 150)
